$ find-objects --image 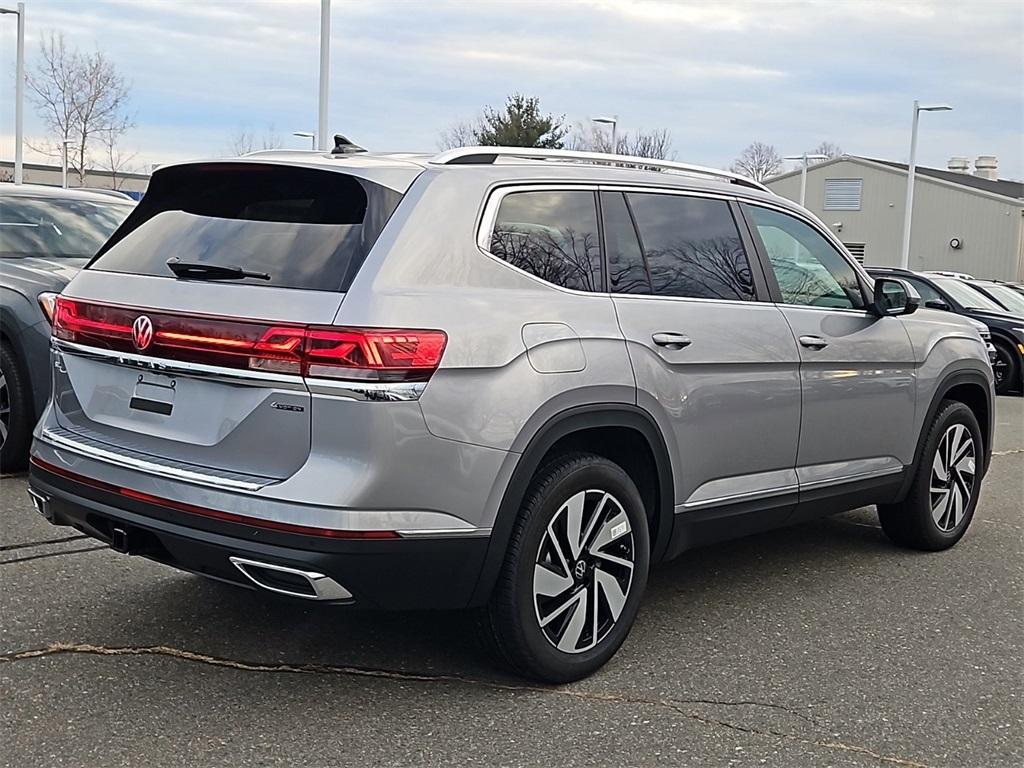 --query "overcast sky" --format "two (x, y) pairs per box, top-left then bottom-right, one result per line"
(2, 0), (1022, 178)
